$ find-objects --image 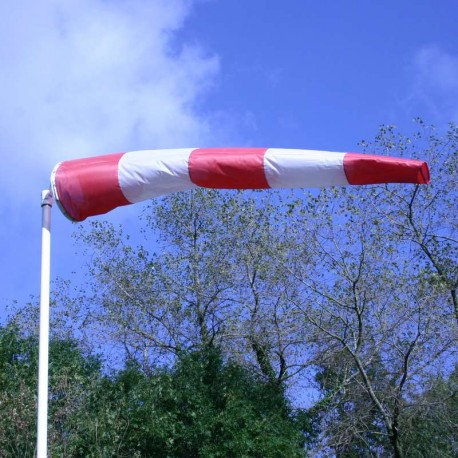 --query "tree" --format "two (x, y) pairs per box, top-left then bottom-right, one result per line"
(0, 319), (311, 457)
(0, 321), (102, 457)
(61, 120), (457, 456)
(285, 121), (457, 457)
(0, 322), (37, 456)
(70, 189), (310, 386)
(400, 365), (458, 457)
(77, 347), (310, 457)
